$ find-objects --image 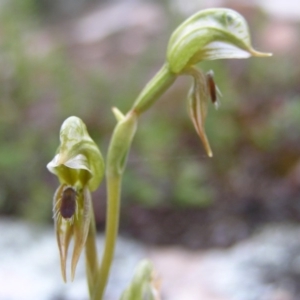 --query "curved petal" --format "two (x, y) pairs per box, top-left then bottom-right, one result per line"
(167, 8), (272, 73)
